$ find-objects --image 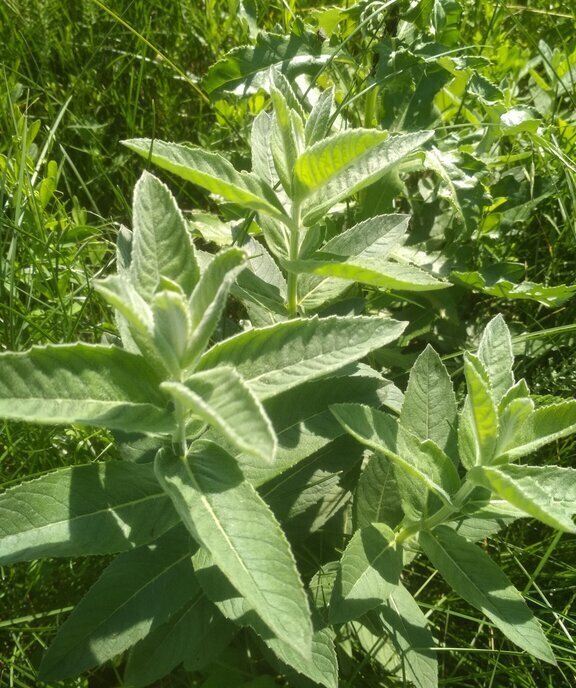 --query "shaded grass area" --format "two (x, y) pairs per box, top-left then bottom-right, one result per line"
(1, 0), (576, 686)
